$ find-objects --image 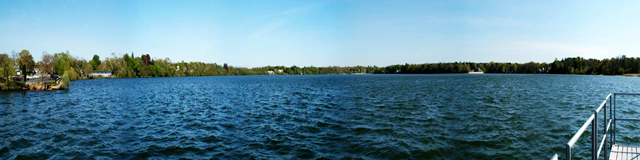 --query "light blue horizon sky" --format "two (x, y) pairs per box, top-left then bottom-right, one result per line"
(1, 0), (639, 67)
